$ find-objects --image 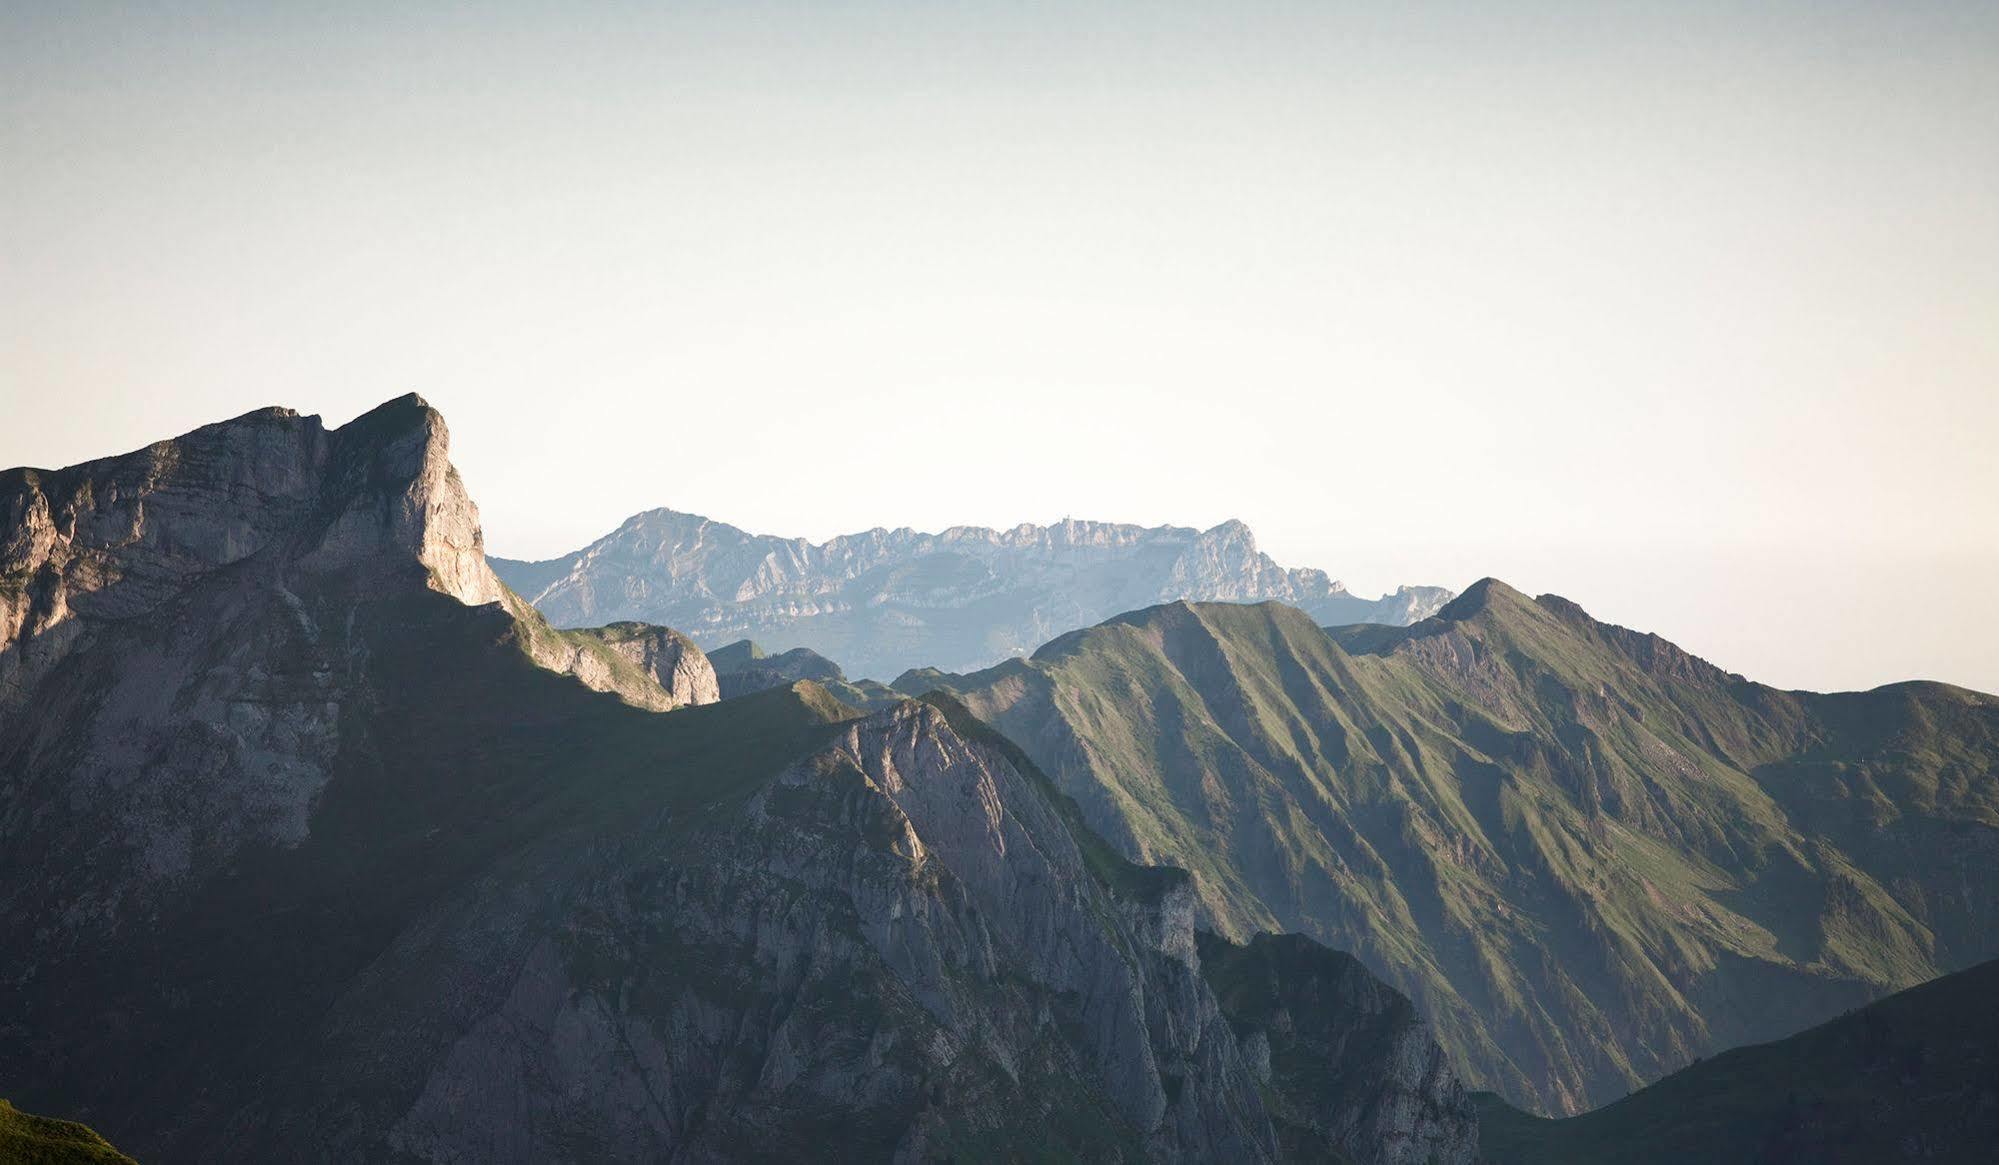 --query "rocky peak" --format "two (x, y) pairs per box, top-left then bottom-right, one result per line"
(297, 393), (503, 607)
(2, 395), (501, 698)
(512, 617), (722, 711)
